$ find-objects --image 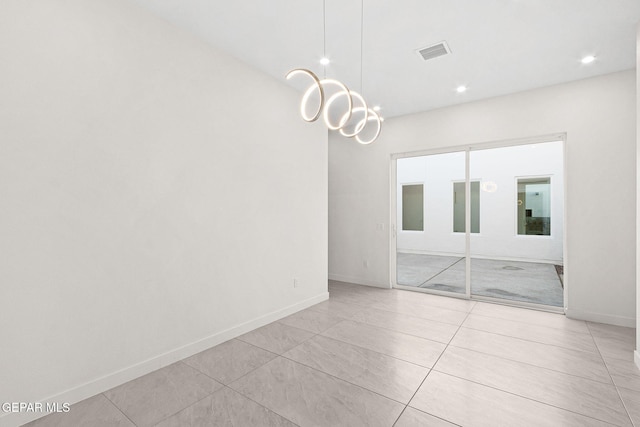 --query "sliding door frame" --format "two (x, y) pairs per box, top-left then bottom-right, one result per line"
(390, 133), (567, 313)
